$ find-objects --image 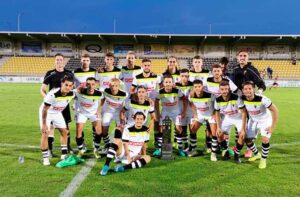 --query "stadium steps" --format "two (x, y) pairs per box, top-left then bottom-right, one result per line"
(0, 57), (69, 76)
(0, 56), (11, 68)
